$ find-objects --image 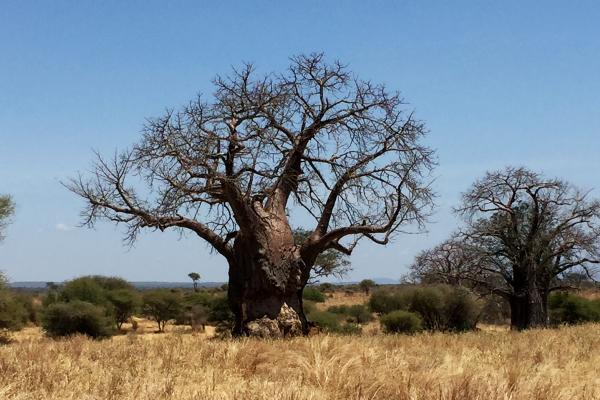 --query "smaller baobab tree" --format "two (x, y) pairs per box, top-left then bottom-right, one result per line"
(408, 236), (481, 287)
(188, 272), (201, 292)
(454, 167), (600, 330)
